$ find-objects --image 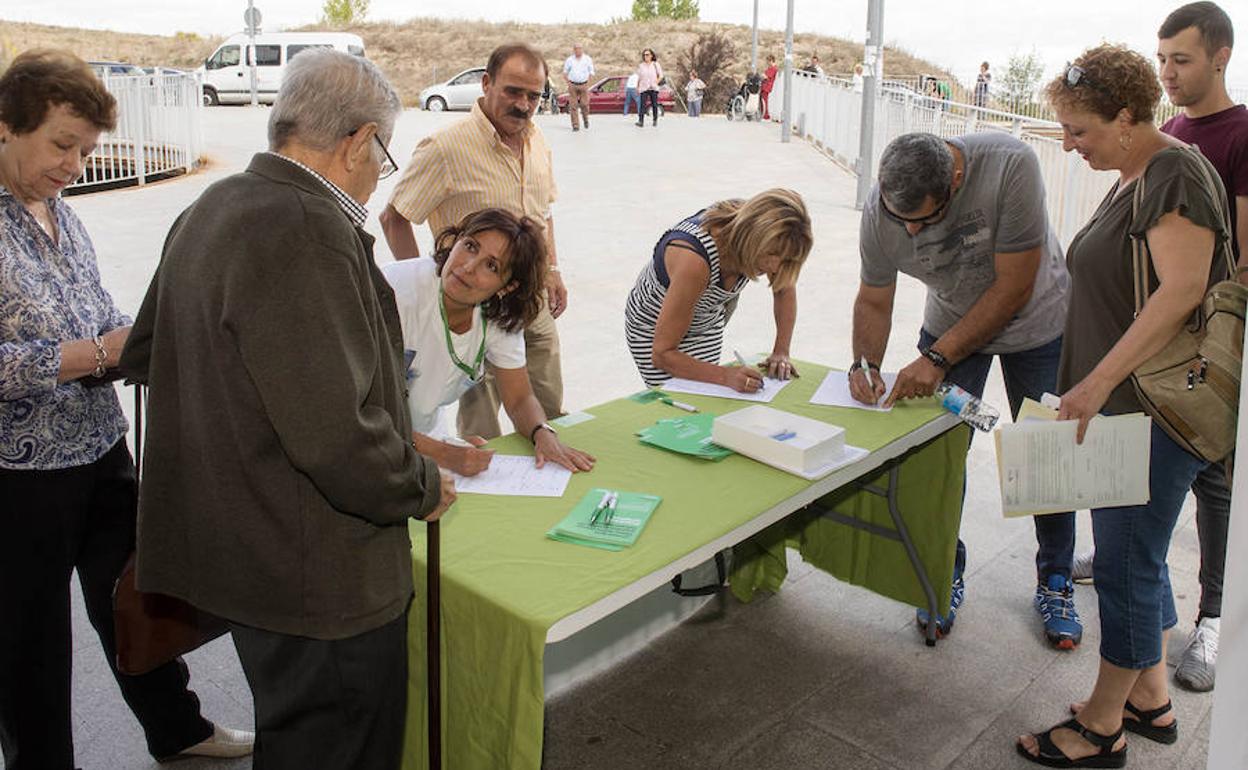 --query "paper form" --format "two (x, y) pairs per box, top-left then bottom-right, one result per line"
(448, 455), (572, 497)
(661, 376), (790, 403)
(995, 412), (1152, 516)
(808, 369), (899, 411)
